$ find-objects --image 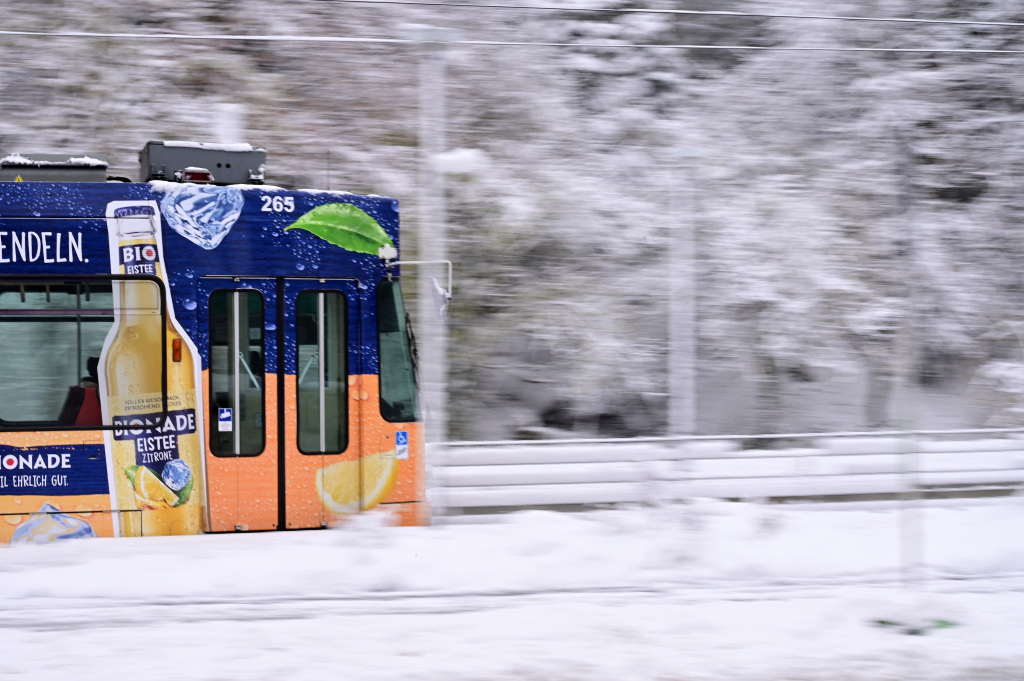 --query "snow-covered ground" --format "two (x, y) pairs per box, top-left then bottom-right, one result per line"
(2, 497), (1023, 680)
